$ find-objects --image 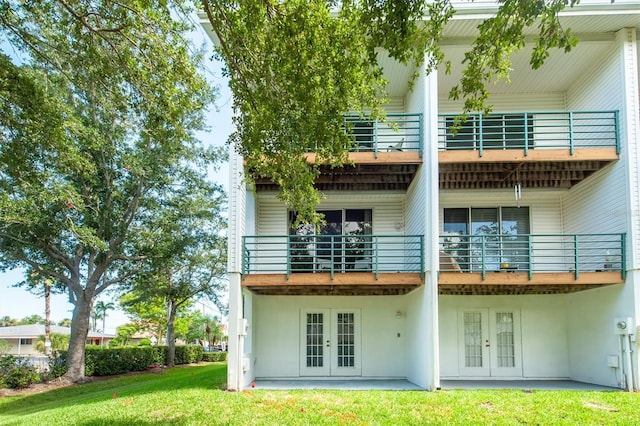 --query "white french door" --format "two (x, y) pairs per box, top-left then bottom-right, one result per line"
(300, 309), (361, 377)
(458, 309), (522, 377)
